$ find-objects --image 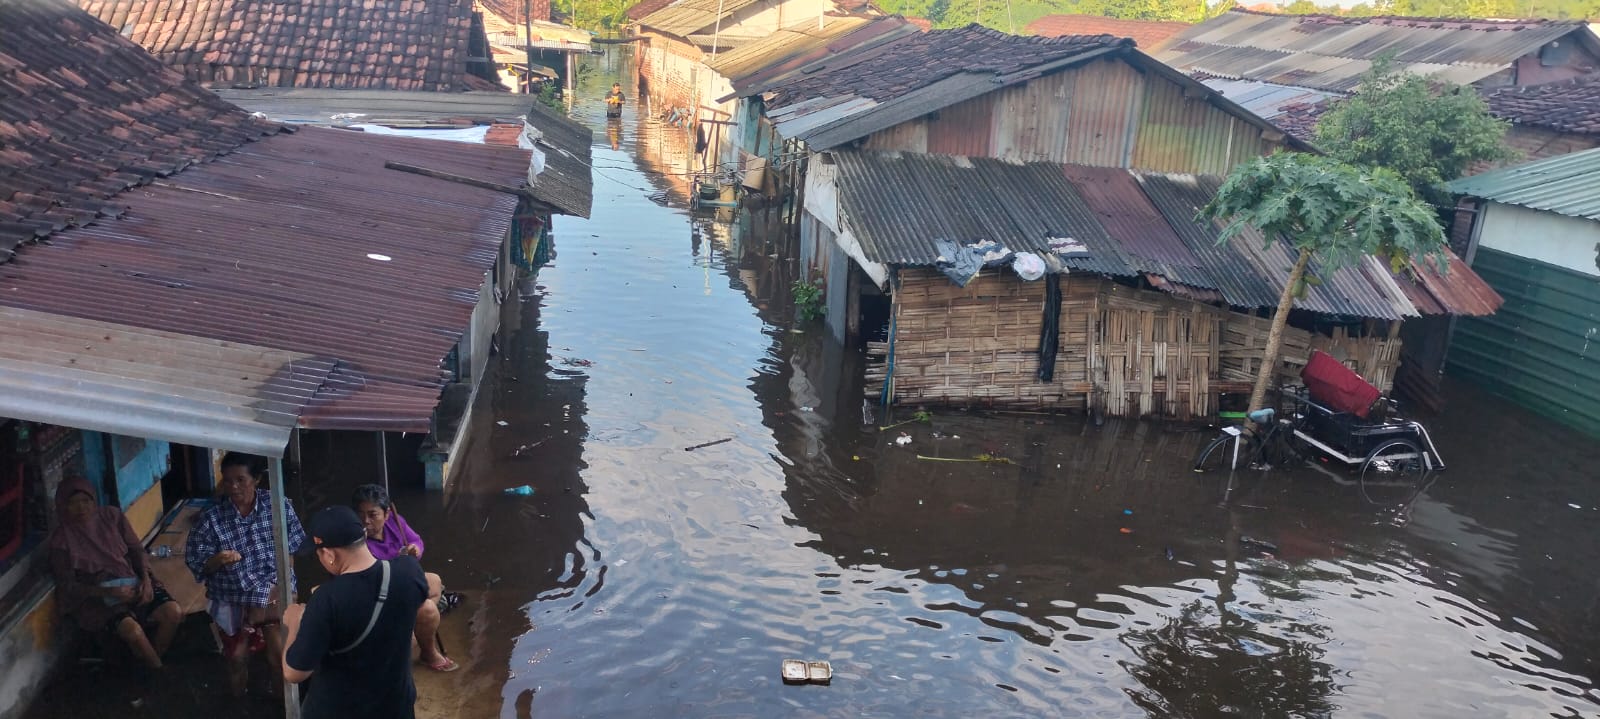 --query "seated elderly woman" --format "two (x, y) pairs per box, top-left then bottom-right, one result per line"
(50, 476), (181, 669)
(351, 484), (459, 672)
